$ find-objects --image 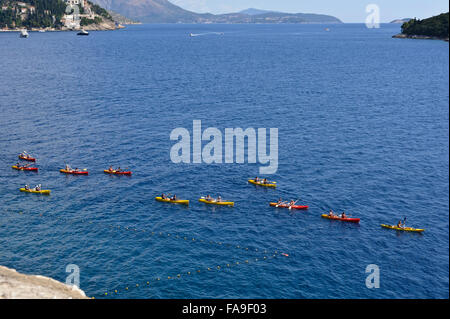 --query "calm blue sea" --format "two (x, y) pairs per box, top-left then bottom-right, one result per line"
(0, 23), (448, 299)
